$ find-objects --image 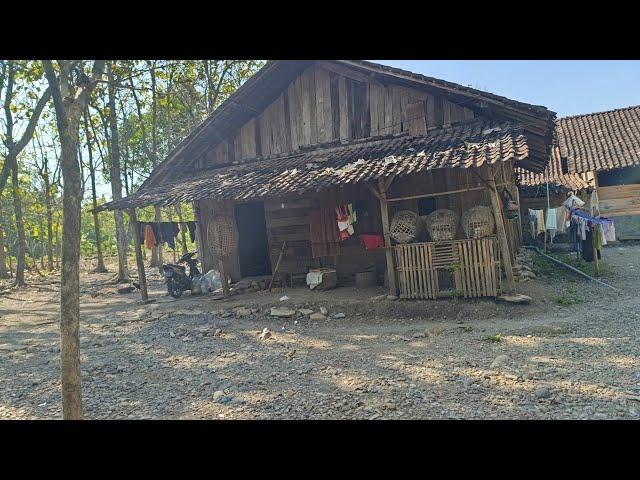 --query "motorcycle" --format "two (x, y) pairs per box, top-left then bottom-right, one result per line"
(162, 251), (201, 298)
